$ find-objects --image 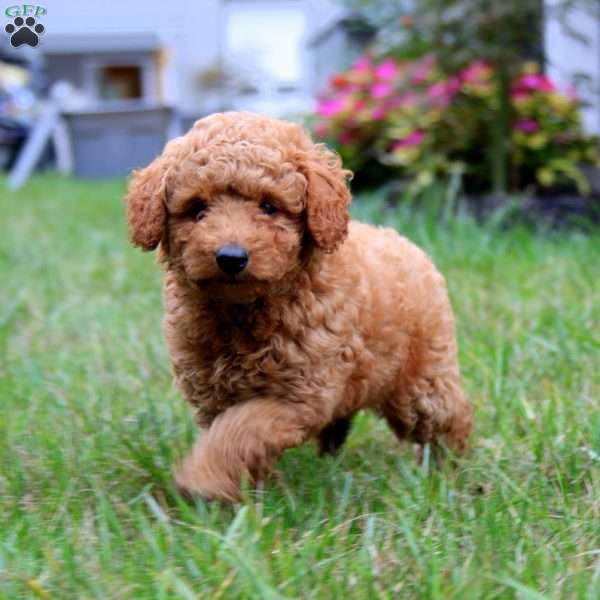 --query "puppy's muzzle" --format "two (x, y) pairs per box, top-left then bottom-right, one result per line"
(216, 245), (249, 275)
